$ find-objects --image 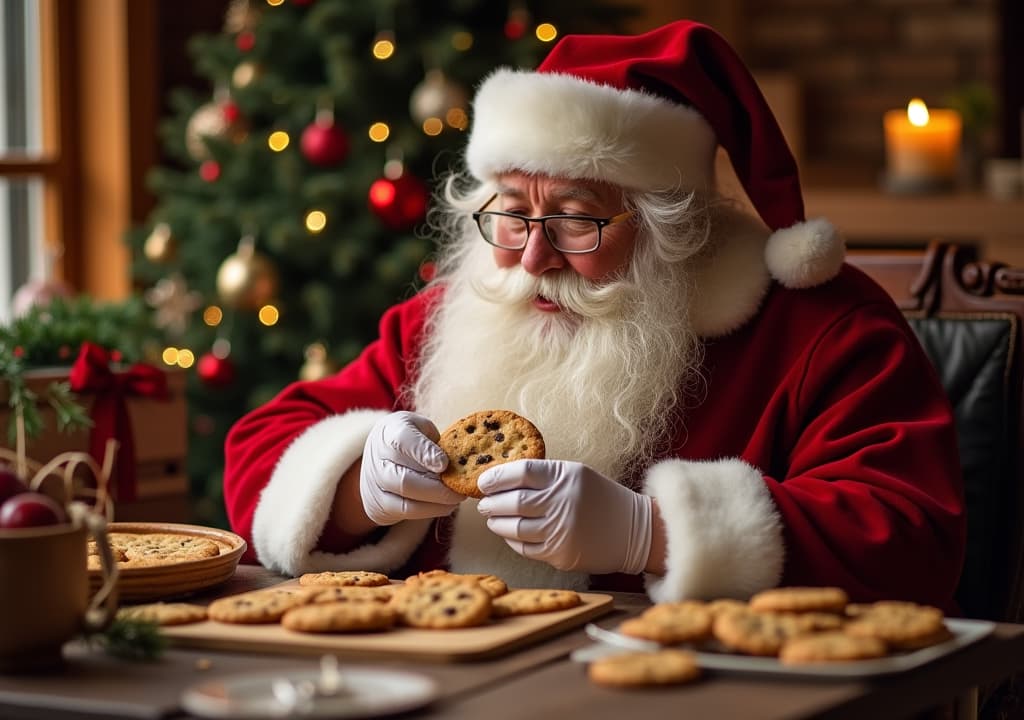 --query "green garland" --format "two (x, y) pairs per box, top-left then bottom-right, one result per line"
(0, 296), (161, 444)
